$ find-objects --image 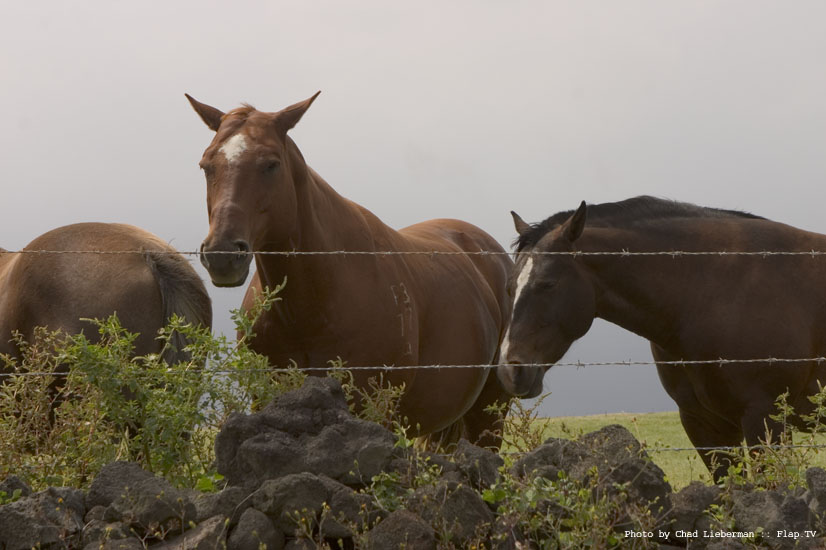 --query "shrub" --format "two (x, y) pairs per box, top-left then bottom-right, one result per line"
(0, 283), (295, 489)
